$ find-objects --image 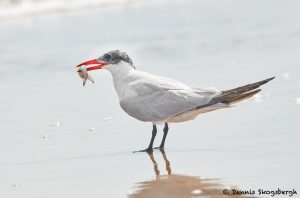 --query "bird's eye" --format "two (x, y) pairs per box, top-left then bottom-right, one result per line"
(105, 54), (111, 60)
